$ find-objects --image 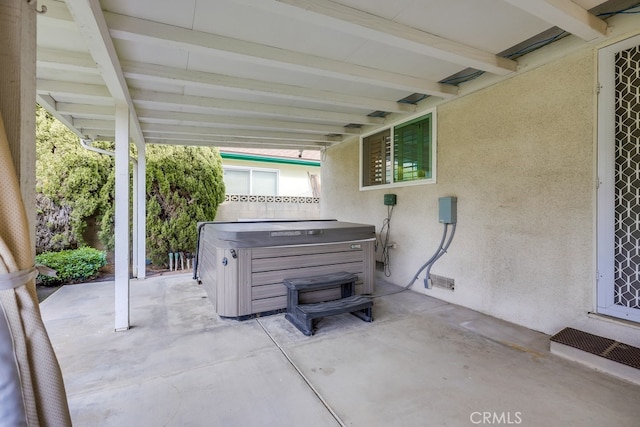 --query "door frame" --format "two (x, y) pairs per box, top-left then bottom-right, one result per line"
(596, 34), (640, 323)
